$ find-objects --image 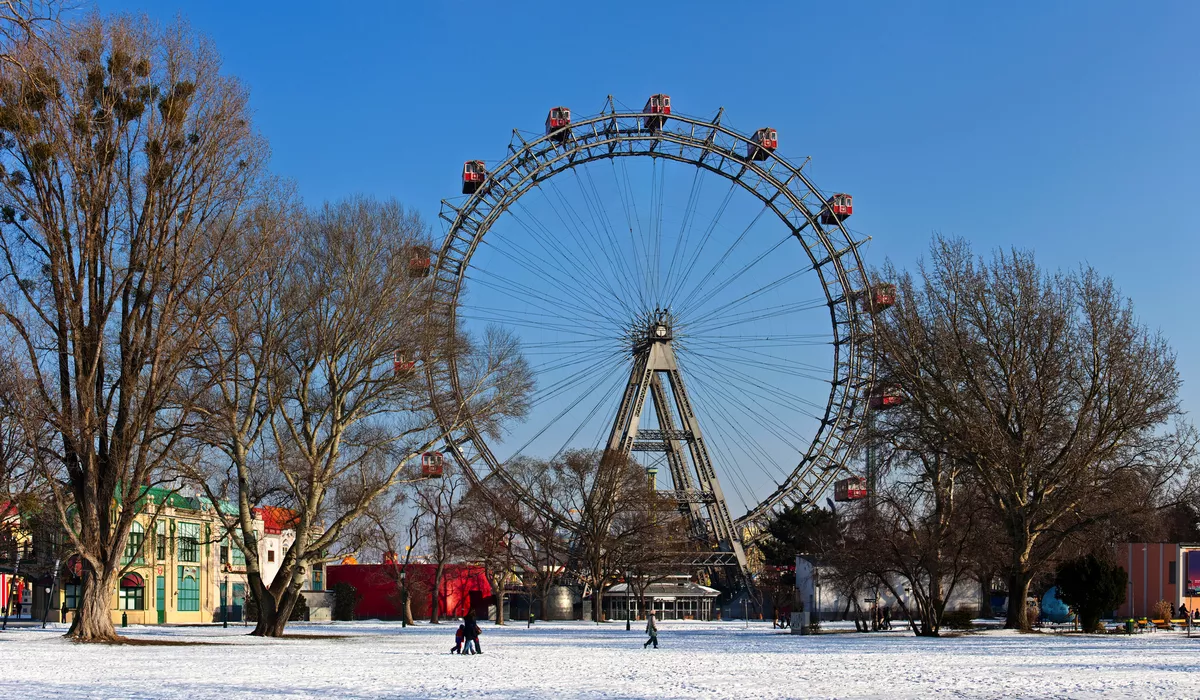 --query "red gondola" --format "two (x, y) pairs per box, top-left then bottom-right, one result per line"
(408, 245), (431, 278)
(462, 160), (486, 195)
(858, 283), (896, 313)
(834, 476), (868, 502)
(643, 94), (671, 131)
(393, 351), (416, 374)
(545, 106), (571, 141)
(820, 193), (853, 225)
(867, 384), (904, 410)
(748, 127), (778, 161)
(421, 451), (445, 478)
